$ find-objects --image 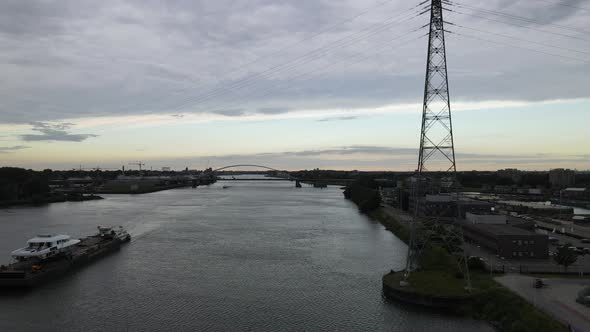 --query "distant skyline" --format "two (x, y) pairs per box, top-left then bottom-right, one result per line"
(0, 0), (589, 171)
